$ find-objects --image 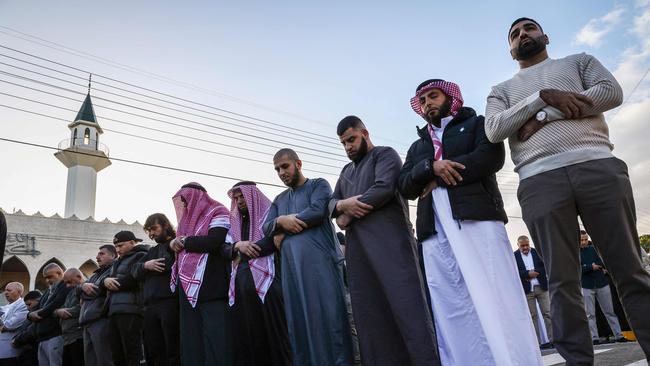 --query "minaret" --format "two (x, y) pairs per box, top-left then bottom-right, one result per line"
(54, 77), (111, 219)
